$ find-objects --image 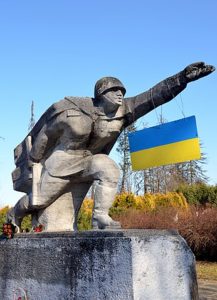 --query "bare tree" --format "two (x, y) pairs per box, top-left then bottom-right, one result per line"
(116, 123), (136, 193)
(28, 100), (36, 132)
